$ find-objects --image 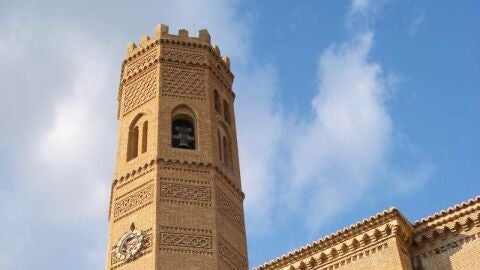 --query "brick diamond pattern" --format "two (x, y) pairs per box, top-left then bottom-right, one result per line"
(219, 236), (247, 270)
(122, 67), (157, 116)
(161, 64), (206, 100)
(162, 46), (204, 64)
(123, 49), (158, 78)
